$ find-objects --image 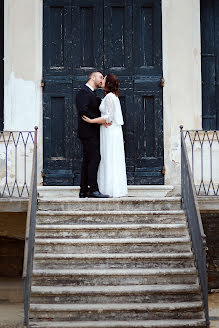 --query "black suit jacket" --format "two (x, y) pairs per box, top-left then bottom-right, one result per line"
(76, 85), (101, 139)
